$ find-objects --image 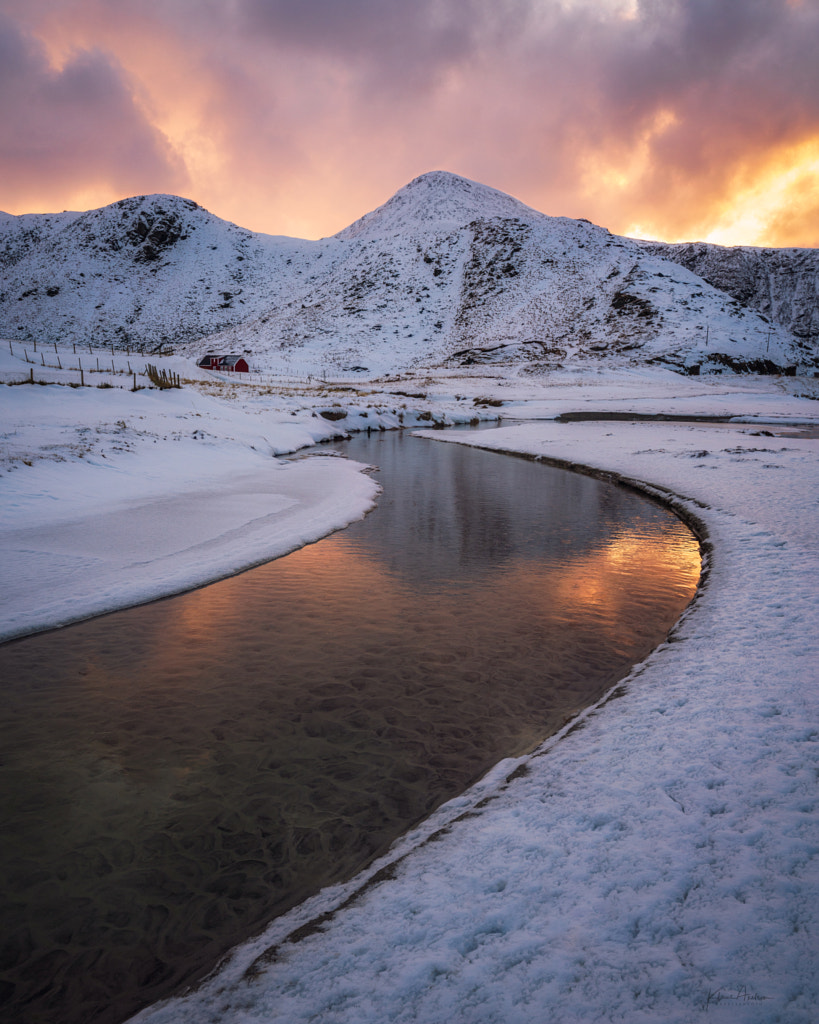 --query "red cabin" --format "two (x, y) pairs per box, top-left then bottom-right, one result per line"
(197, 353), (249, 372)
